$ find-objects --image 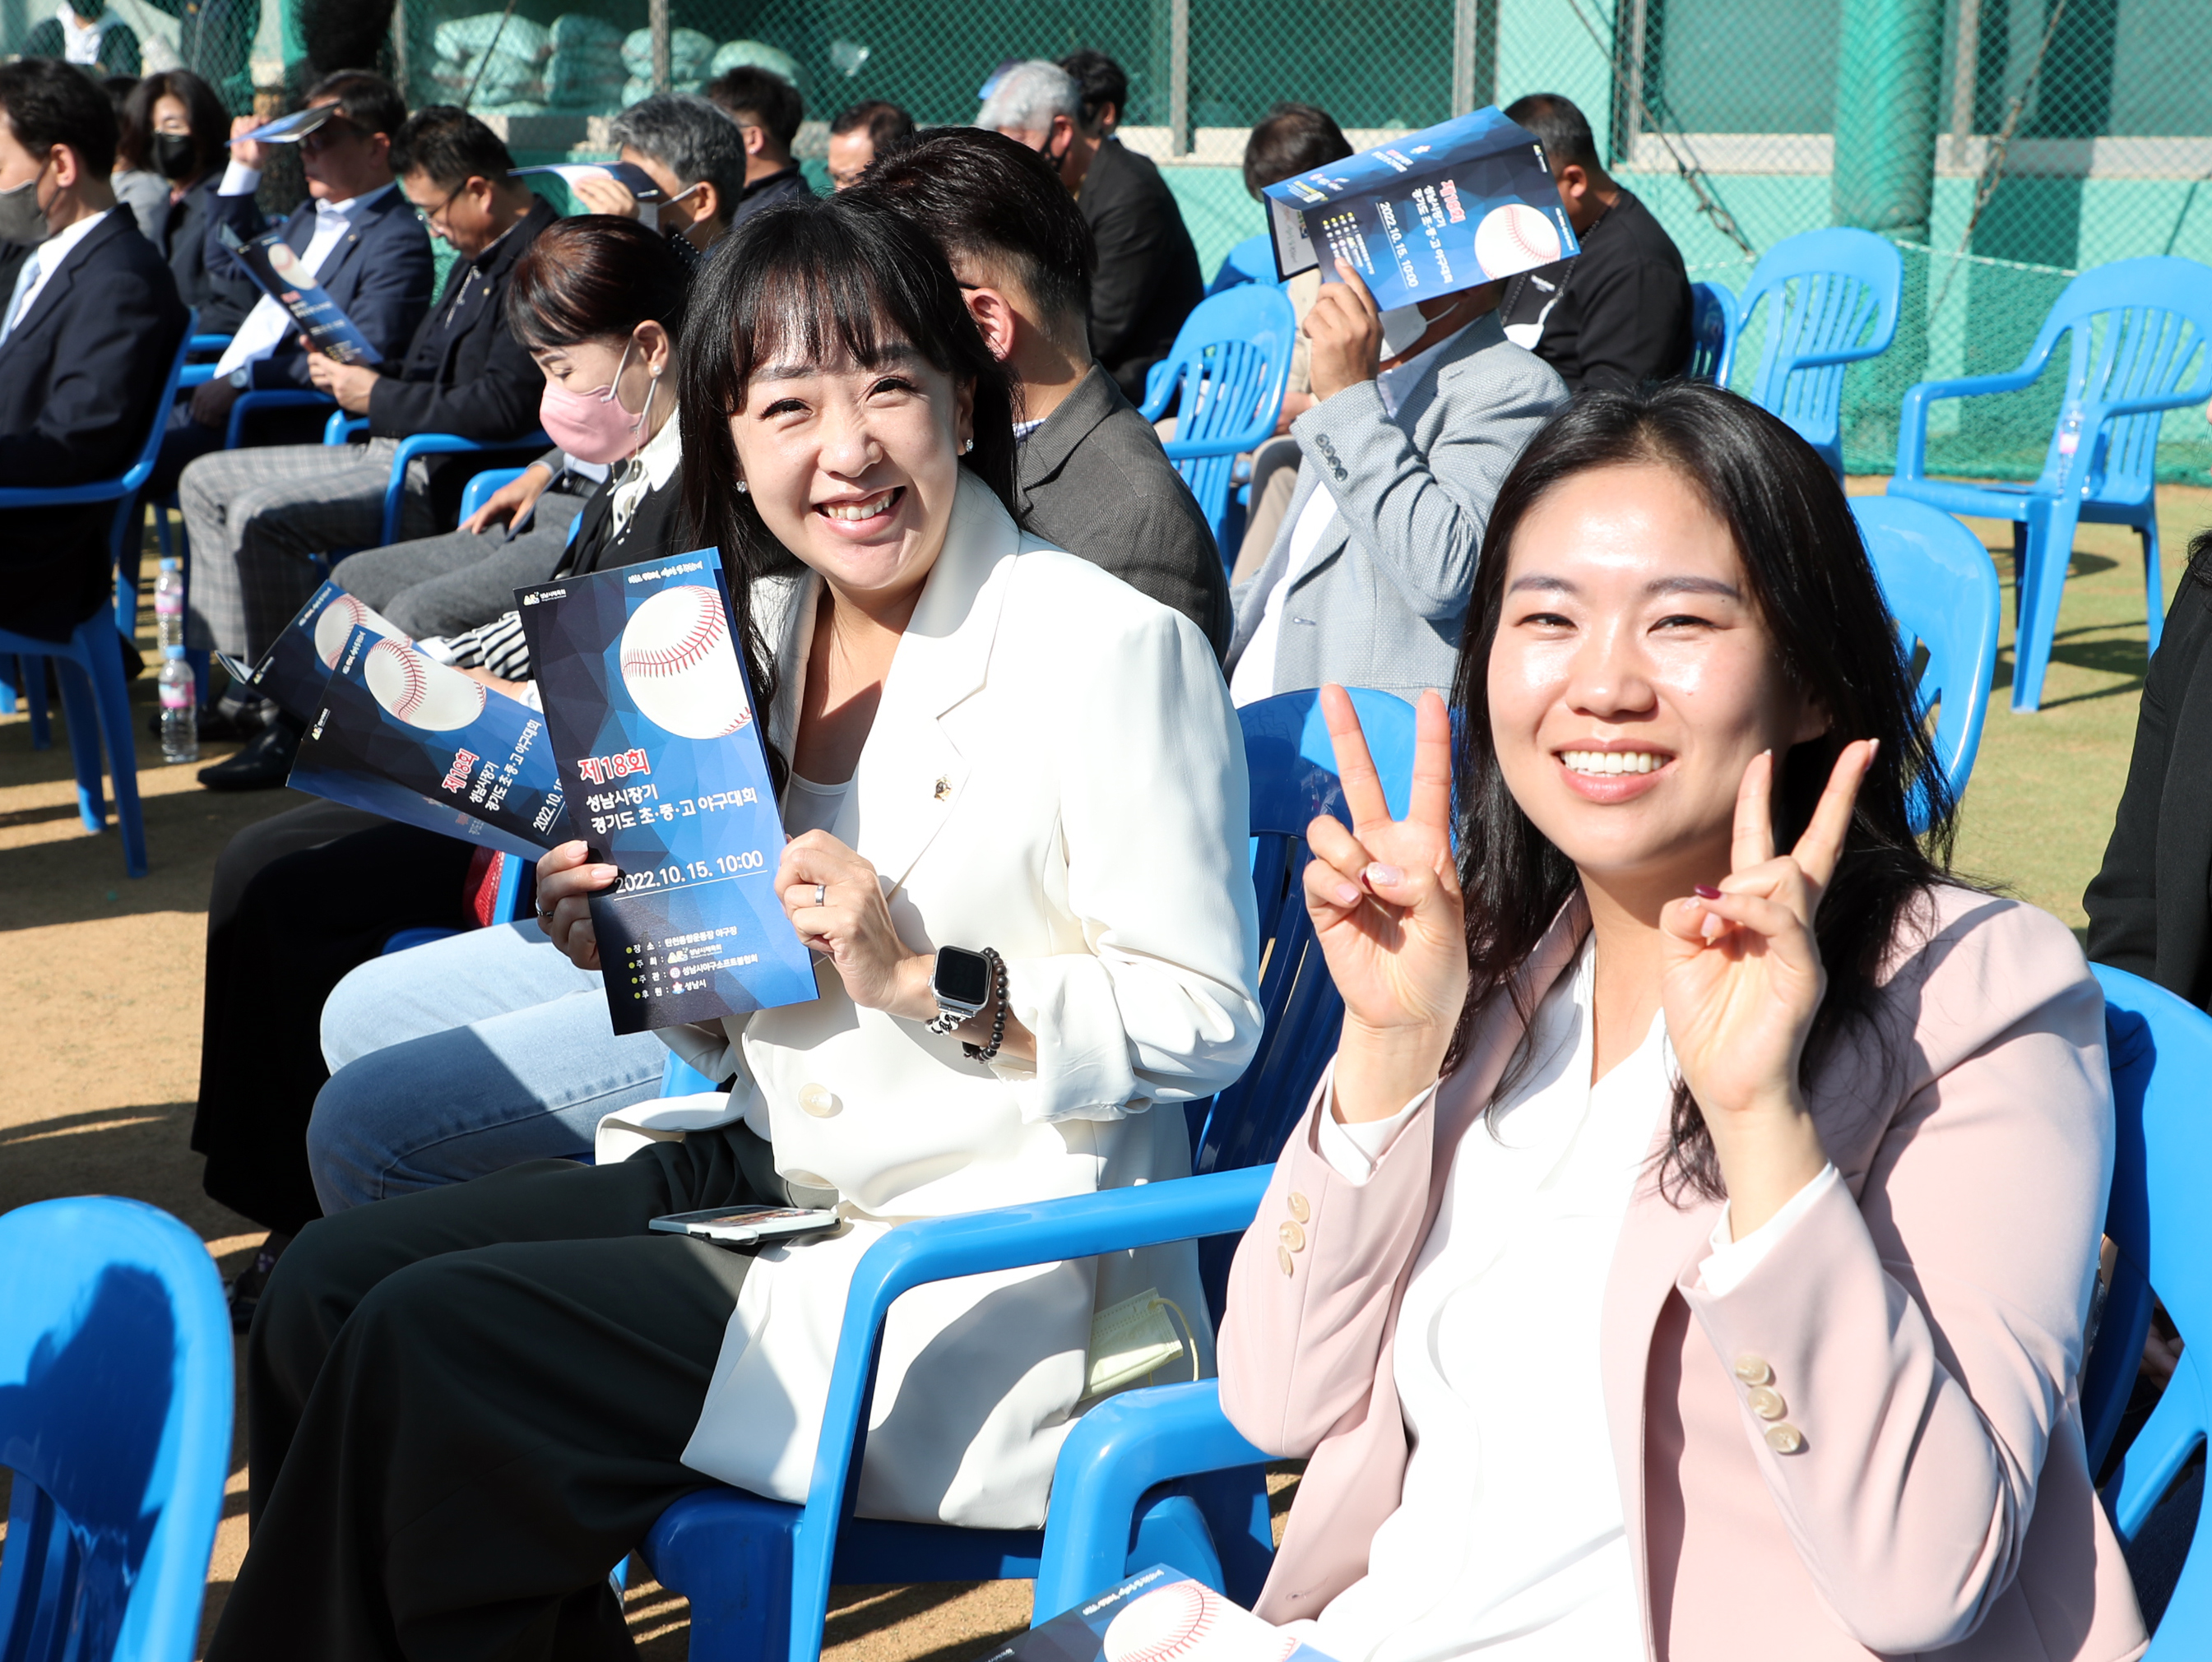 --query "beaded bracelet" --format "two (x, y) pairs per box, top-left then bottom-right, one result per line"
(962, 947), (1009, 1062)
